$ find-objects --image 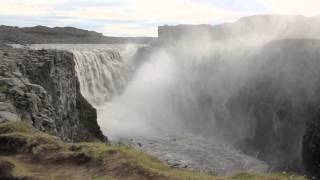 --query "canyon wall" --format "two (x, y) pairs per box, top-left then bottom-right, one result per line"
(154, 16), (320, 176)
(0, 45), (105, 142)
